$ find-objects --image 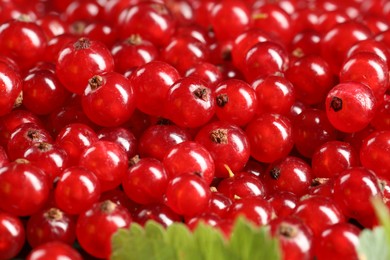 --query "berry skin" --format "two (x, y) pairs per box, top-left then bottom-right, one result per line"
(133, 203), (182, 228)
(165, 174), (211, 217)
(27, 241), (82, 260)
(326, 81), (376, 133)
(195, 121), (250, 178)
(165, 77), (215, 128)
(227, 197), (274, 226)
(214, 79), (258, 126)
(26, 207), (76, 248)
(163, 141), (215, 185)
(79, 140), (128, 192)
(360, 130), (390, 180)
(76, 200), (132, 259)
(122, 158), (168, 205)
(0, 211), (25, 260)
(0, 61), (22, 116)
(269, 216), (314, 260)
(245, 113), (294, 163)
(130, 61), (180, 117)
(56, 37), (114, 94)
(0, 160), (50, 216)
(315, 223), (360, 260)
(54, 166), (101, 215)
(81, 72), (136, 127)
(263, 156), (312, 197)
(333, 167), (382, 228)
